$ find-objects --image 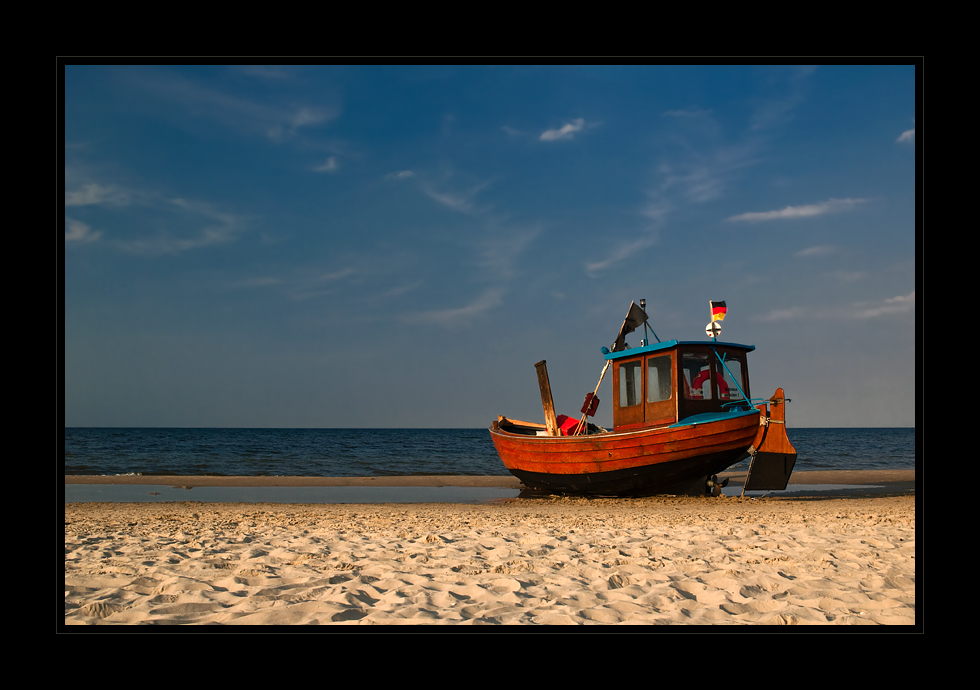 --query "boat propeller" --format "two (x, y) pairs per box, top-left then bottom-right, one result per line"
(706, 475), (730, 497)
